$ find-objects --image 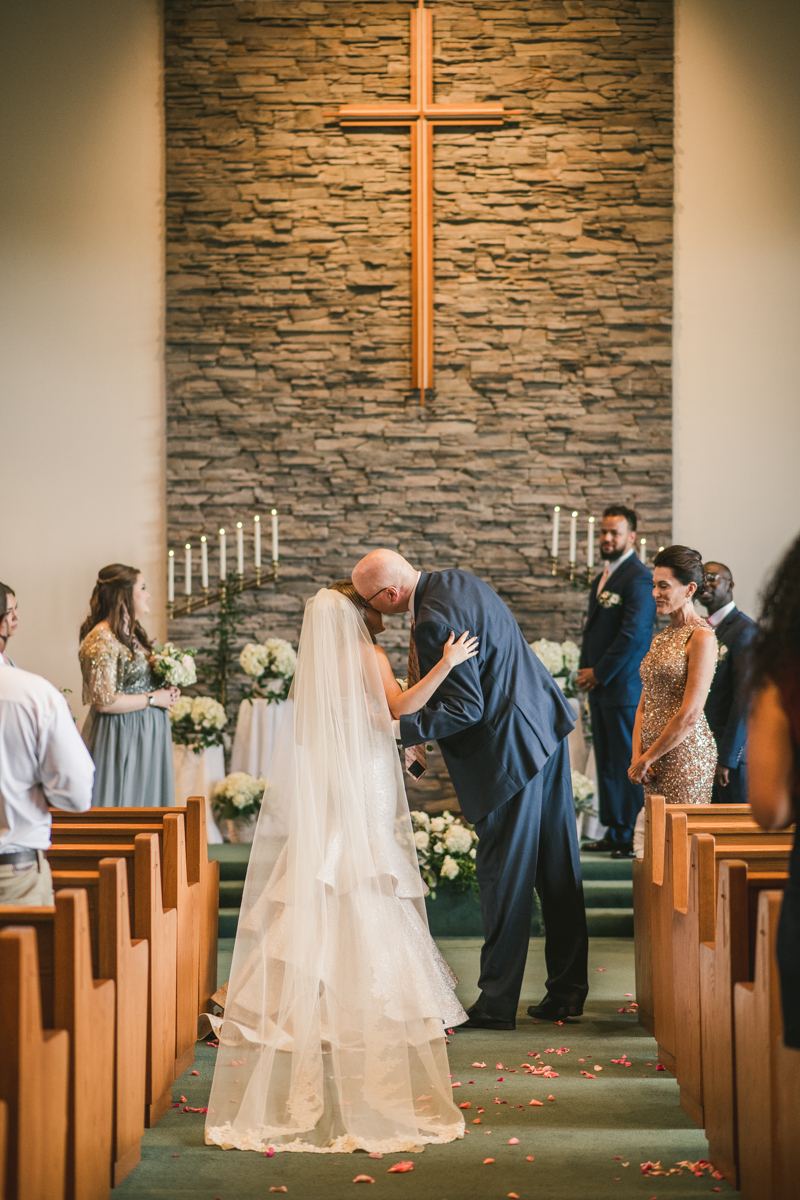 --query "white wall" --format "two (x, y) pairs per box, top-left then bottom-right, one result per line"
(674, 0), (800, 617)
(0, 0), (165, 714)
